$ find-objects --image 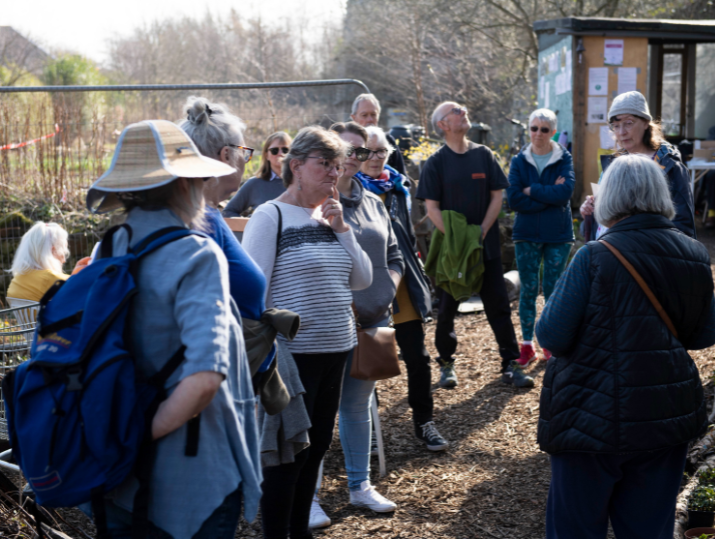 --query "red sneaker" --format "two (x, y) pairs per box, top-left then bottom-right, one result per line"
(517, 343), (537, 366)
(541, 347), (553, 361)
